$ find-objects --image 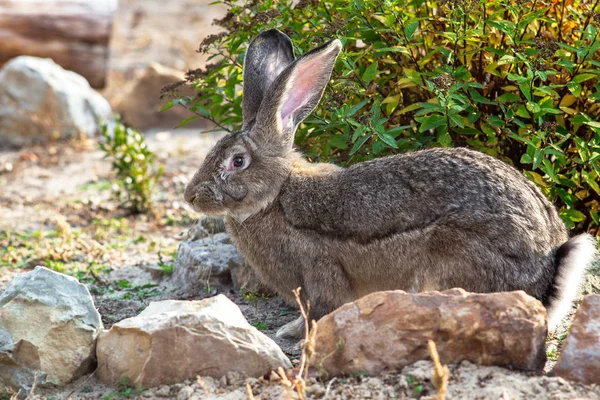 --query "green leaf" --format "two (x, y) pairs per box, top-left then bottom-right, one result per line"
(574, 137), (590, 162)
(416, 115), (447, 132)
(378, 132), (399, 148)
(160, 101), (176, 112)
(362, 62), (378, 85)
(582, 170), (600, 195)
(498, 93), (520, 102)
(524, 170), (549, 187)
(347, 99), (370, 117)
(567, 82), (582, 97)
(352, 125), (365, 142)
(526, 102), (541, 114)
(398, 103), (424, 115)
(572, 73), (597, 83)
(176, 116), (199, 128)
(557, 188), (577, 207)
(350, 133), (371, 155)
(328, 134), (349, 150)
(560, 209), (586, 223)
(405, 21), (419, 39)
